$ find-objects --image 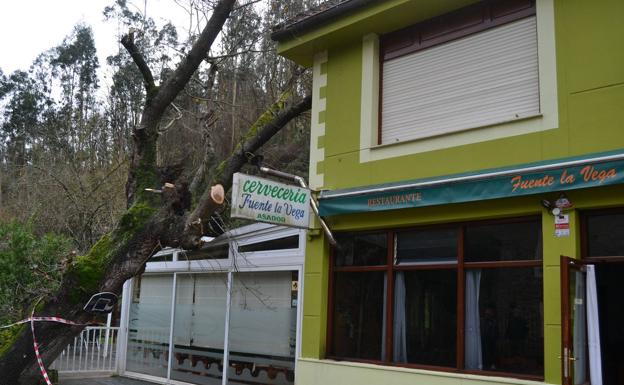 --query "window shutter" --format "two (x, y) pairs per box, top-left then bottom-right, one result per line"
(381, 16), (539, 144)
